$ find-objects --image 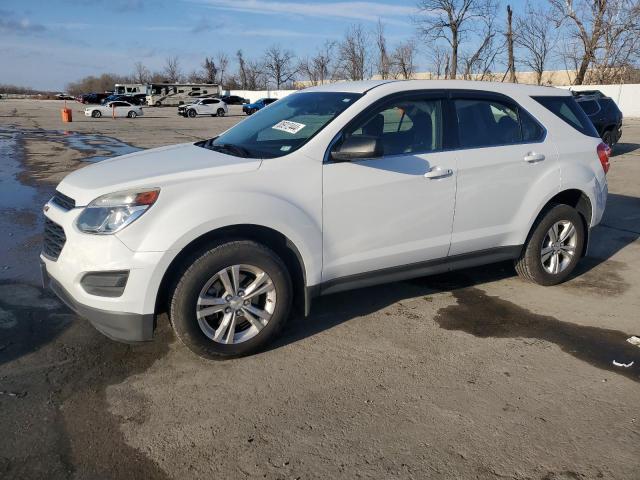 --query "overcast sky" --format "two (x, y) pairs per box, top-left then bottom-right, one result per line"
(1, 0), (527, 91)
